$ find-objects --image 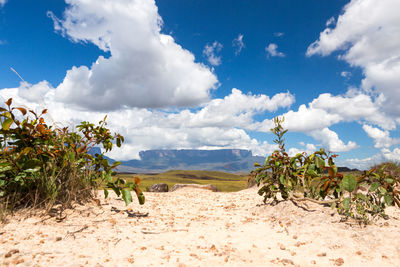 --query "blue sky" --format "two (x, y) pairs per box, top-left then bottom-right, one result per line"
(1, 0), (399, 169)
